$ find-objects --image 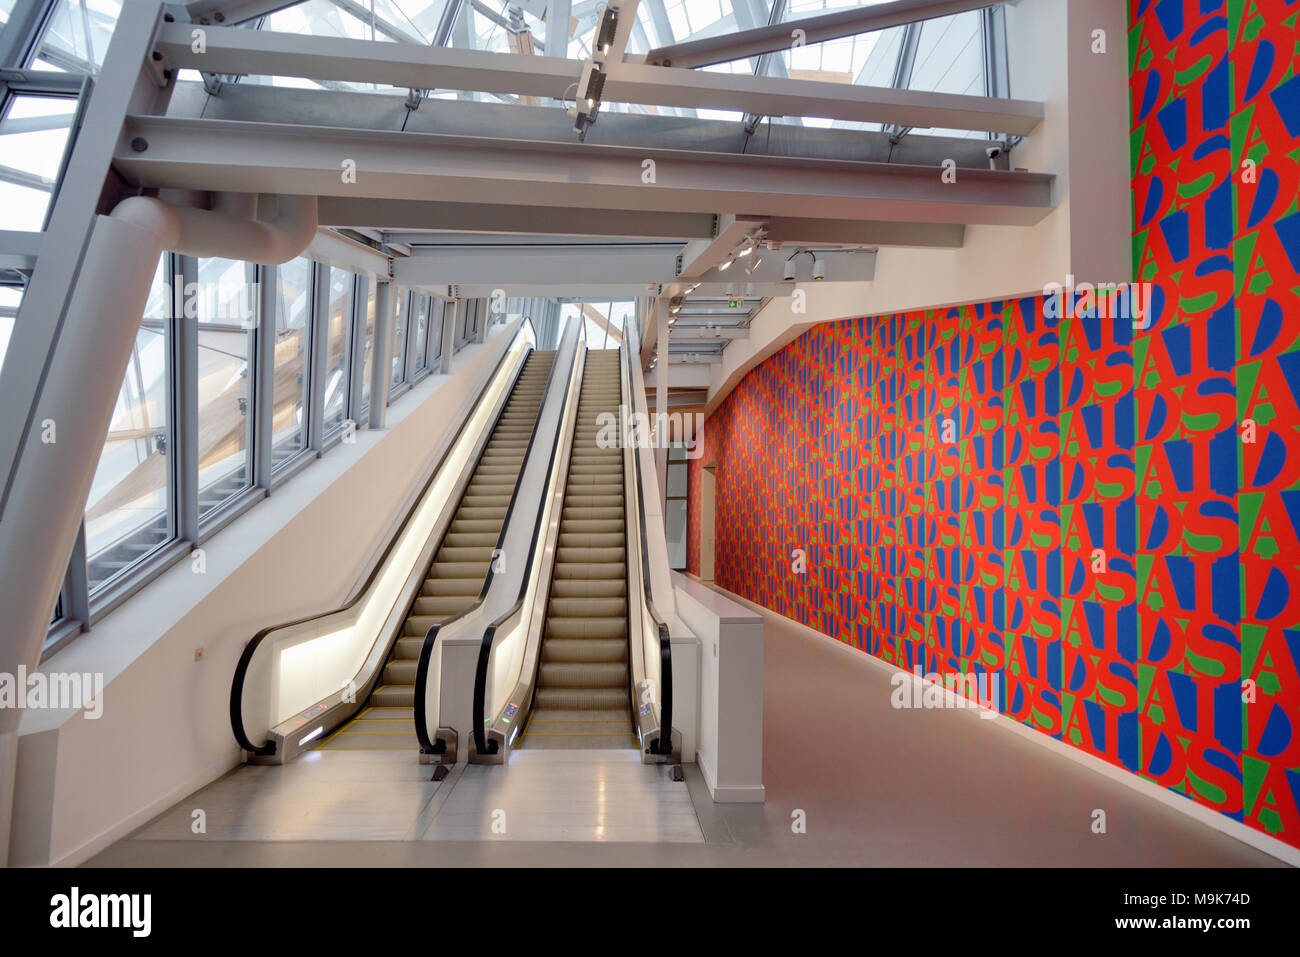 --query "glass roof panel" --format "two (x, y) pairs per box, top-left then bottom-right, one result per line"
(216, 0), (1003, 131)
